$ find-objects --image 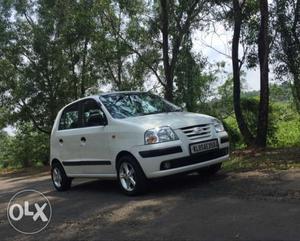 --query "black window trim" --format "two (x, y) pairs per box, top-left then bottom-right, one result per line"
(80, 98), (108, 128)
(58, 101), (81, 131)
(57, 98), (108, 131)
